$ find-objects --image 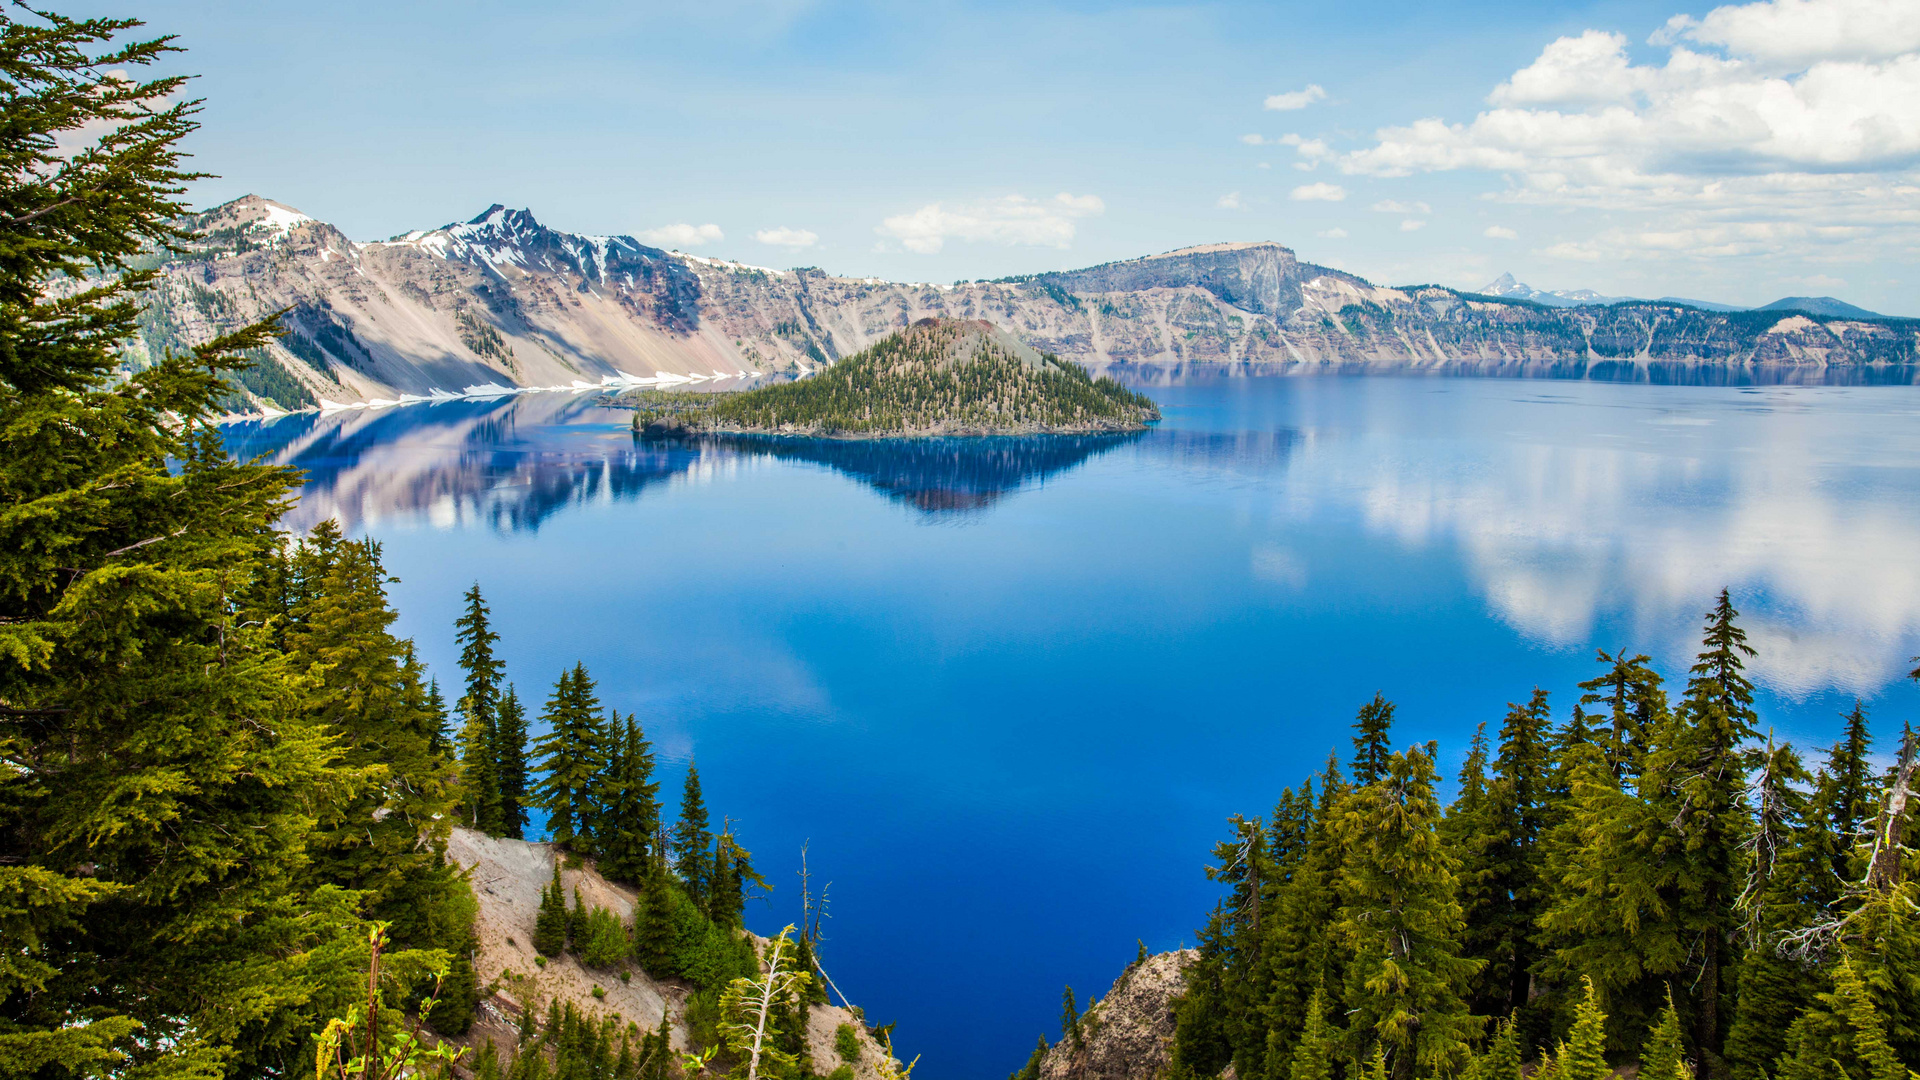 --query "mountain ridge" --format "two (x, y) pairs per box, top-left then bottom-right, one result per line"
(142, 197), (1920, 414)
(1478, 272), (1888, 319)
